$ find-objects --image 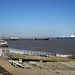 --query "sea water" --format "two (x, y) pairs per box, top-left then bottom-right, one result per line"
(7, 39), (75, 55)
